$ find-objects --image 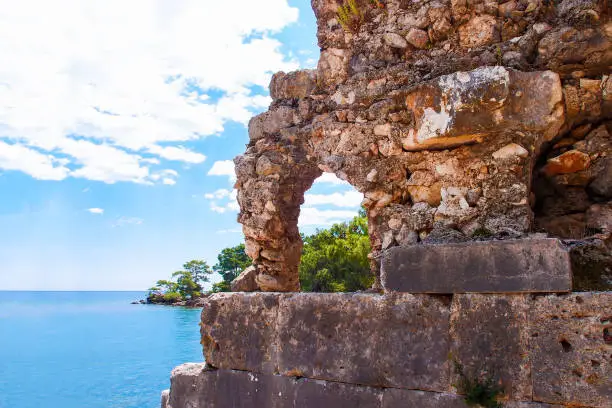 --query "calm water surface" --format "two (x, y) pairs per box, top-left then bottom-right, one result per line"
(0, 291), (203, 408)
